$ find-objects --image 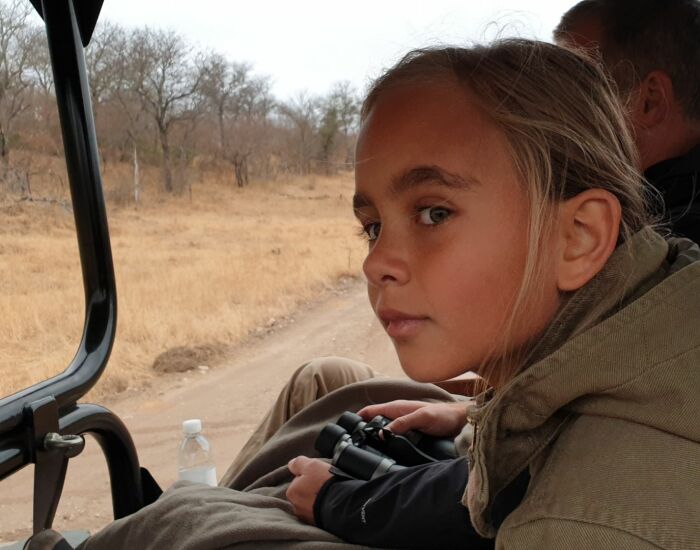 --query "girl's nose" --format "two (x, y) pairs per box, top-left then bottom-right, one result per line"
(362, 237), (410, 287)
